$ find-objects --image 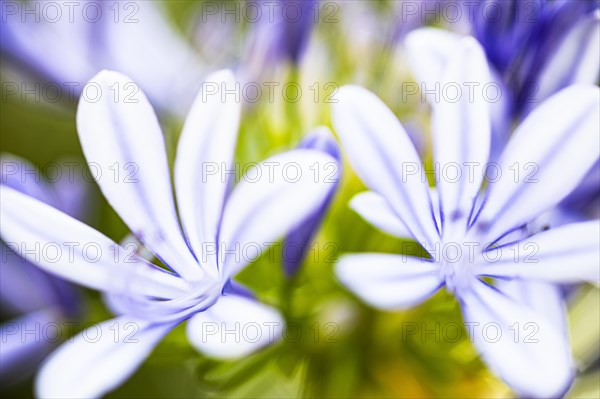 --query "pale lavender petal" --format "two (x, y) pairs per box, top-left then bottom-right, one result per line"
(474, 85), (600, 242)
(186, 294), (283, 359)
(219, 150), (338, 279)
(335, 254), (442, 310)
(0, 186), (191, 299)
(460, 280), (574, 398)
(174, 70), (240, 276)
(431, 37), (491, 230)
(77, 70), (201, 280)
(404, 27), (462, 91)
(535, 10), (600, 105)
(495, 280), (567, 338)
(475, 221), (600, 285)
(332, 85), (439, 248)
(35, 316), (175, 399)
(349, 192), (411, 238)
